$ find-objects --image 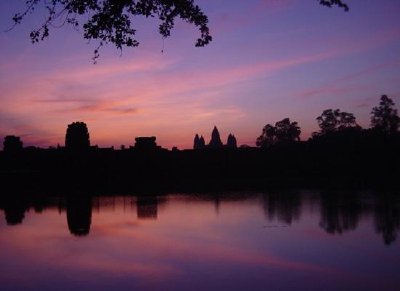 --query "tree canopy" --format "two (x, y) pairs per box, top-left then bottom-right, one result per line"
(12, 0), (212, 61)
(11, 0), (348, 61)
(370, 95), (400, 135)
(319, 0), (349, 11)
(256, 118), (301, 148)
(316, 109), (358, 135)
